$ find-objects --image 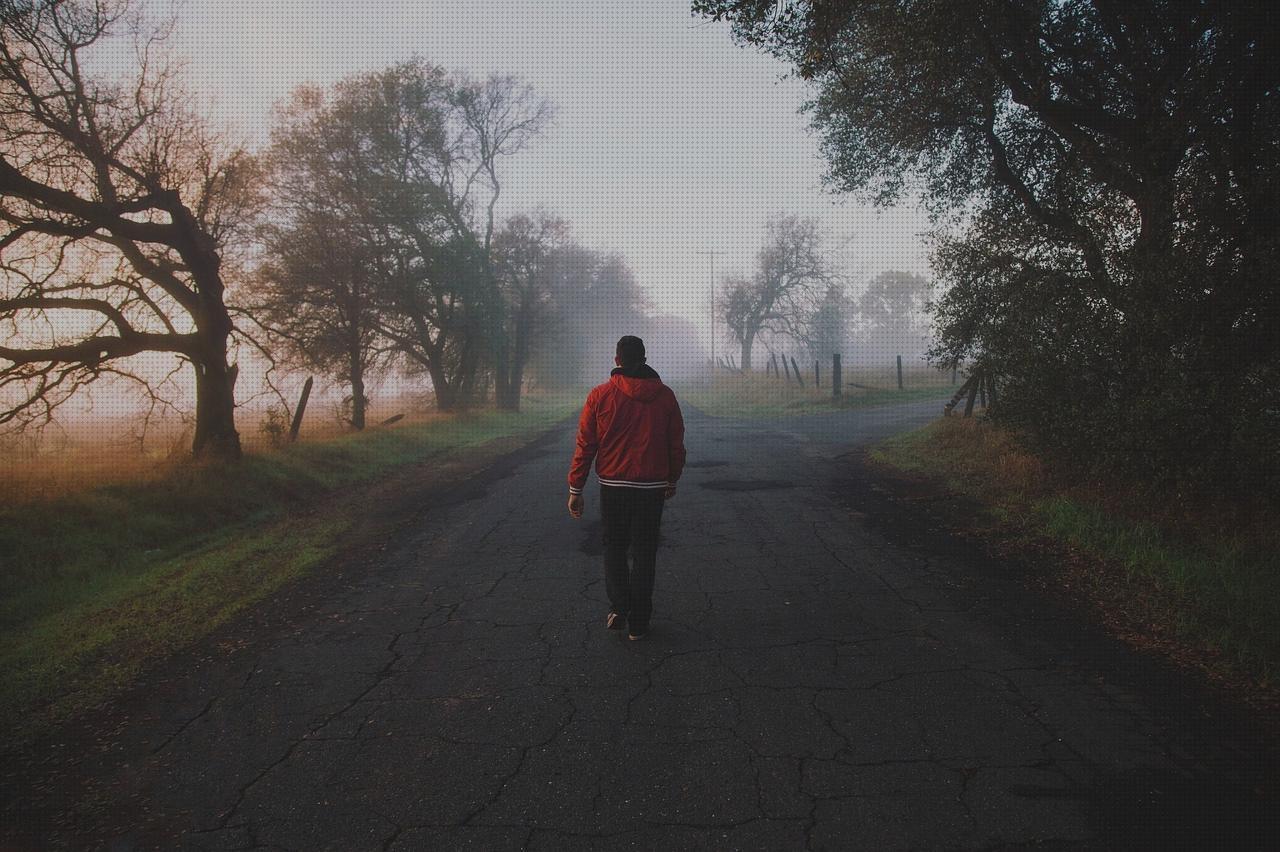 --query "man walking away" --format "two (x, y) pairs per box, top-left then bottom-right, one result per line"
(567, 335), (686, 640)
